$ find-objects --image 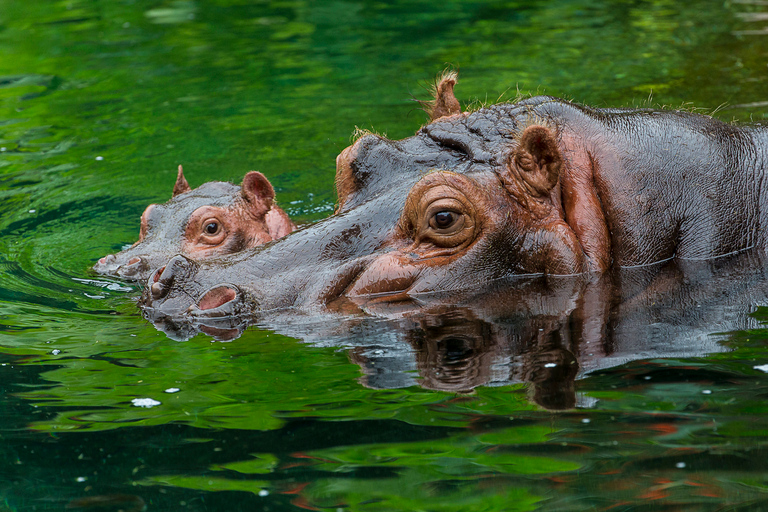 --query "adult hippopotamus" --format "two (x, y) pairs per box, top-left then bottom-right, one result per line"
(94, 166), (294, 281)
(140, 72), (768, 320)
